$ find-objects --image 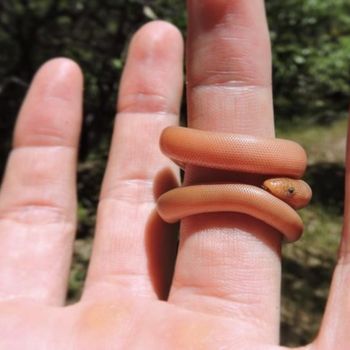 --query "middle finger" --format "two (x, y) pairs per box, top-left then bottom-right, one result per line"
(169, 0), (281, 344)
